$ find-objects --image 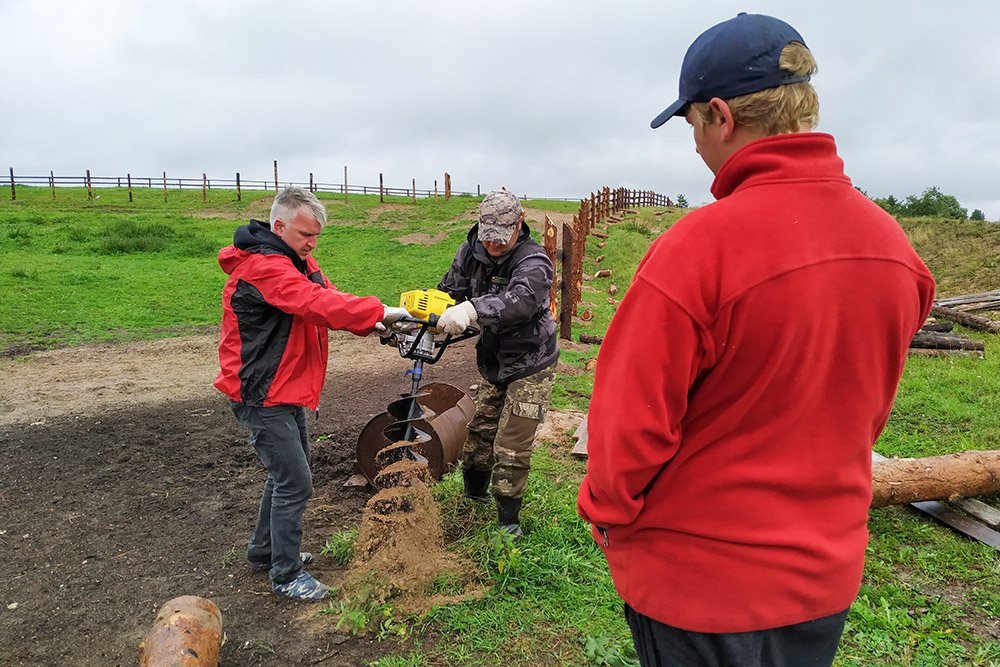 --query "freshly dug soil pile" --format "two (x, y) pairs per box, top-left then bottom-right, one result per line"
(345, 455), (484, 616)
